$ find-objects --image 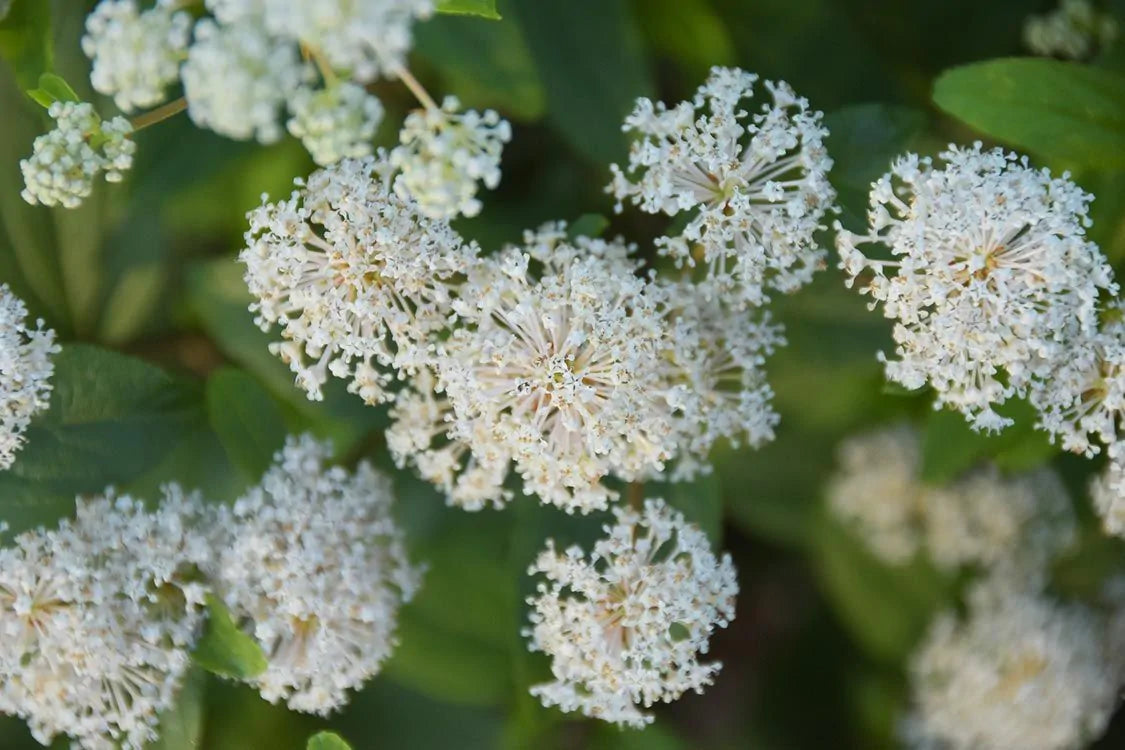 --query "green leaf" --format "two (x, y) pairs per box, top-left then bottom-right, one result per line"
(8, 345), (203, 494)
(510, 0), (653, 163)
(920, 401), (1057, 485)
(193, 595), (268, 680)
(25, 71), (77, 108)
(0, 0), (52, 90)
(824, 104), (927, 192)
(631, 0), (736, 73)
(306, 732), (352, 750)
(565, 213), (610, 240)
(933, 58), (1125, 170)
(150, 667), (207, 750)
(435, 0), (501, 19)
(206, 368), (287, 481)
